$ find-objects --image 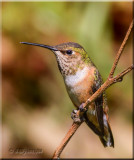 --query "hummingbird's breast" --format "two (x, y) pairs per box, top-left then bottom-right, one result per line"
(64, 66), (96, 108)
